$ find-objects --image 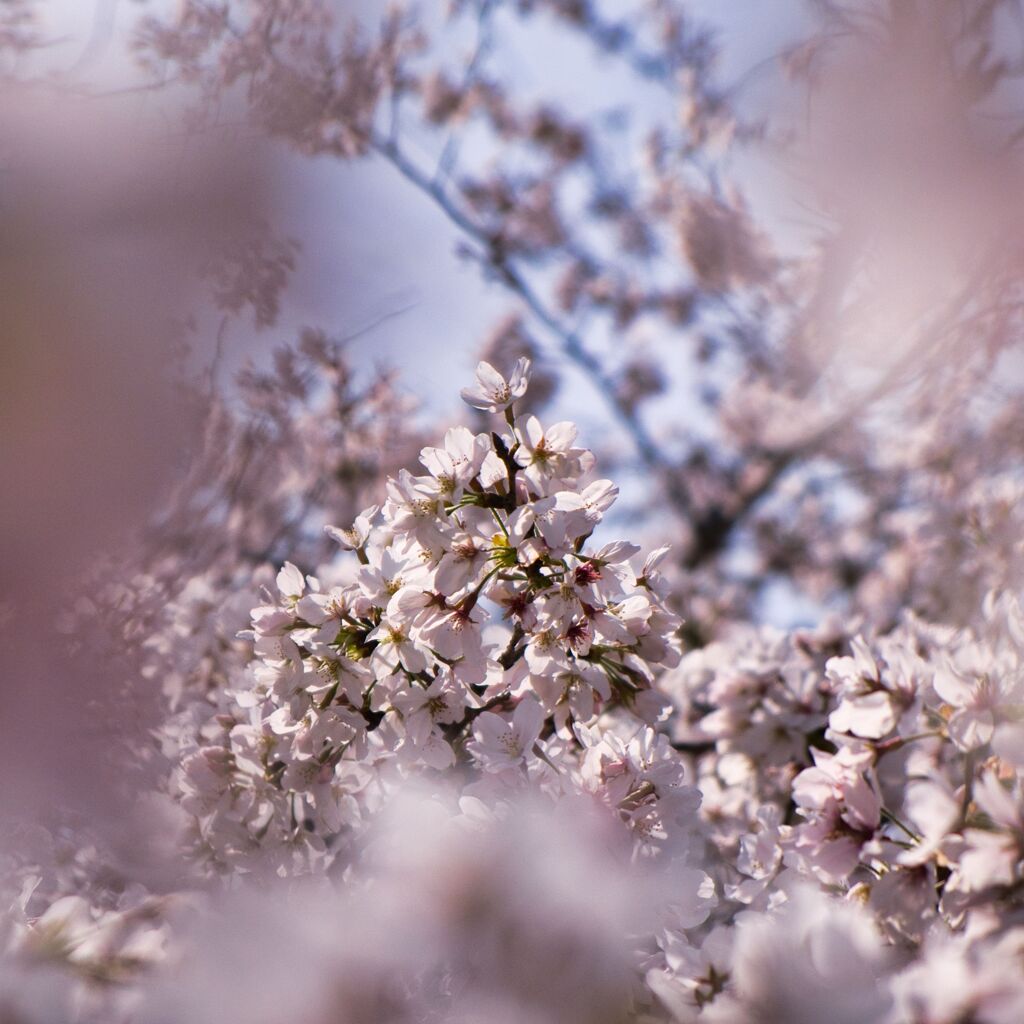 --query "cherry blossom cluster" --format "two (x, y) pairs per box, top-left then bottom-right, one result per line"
(171, 358), (701, 883)
(638, 591), (1024, 1023)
